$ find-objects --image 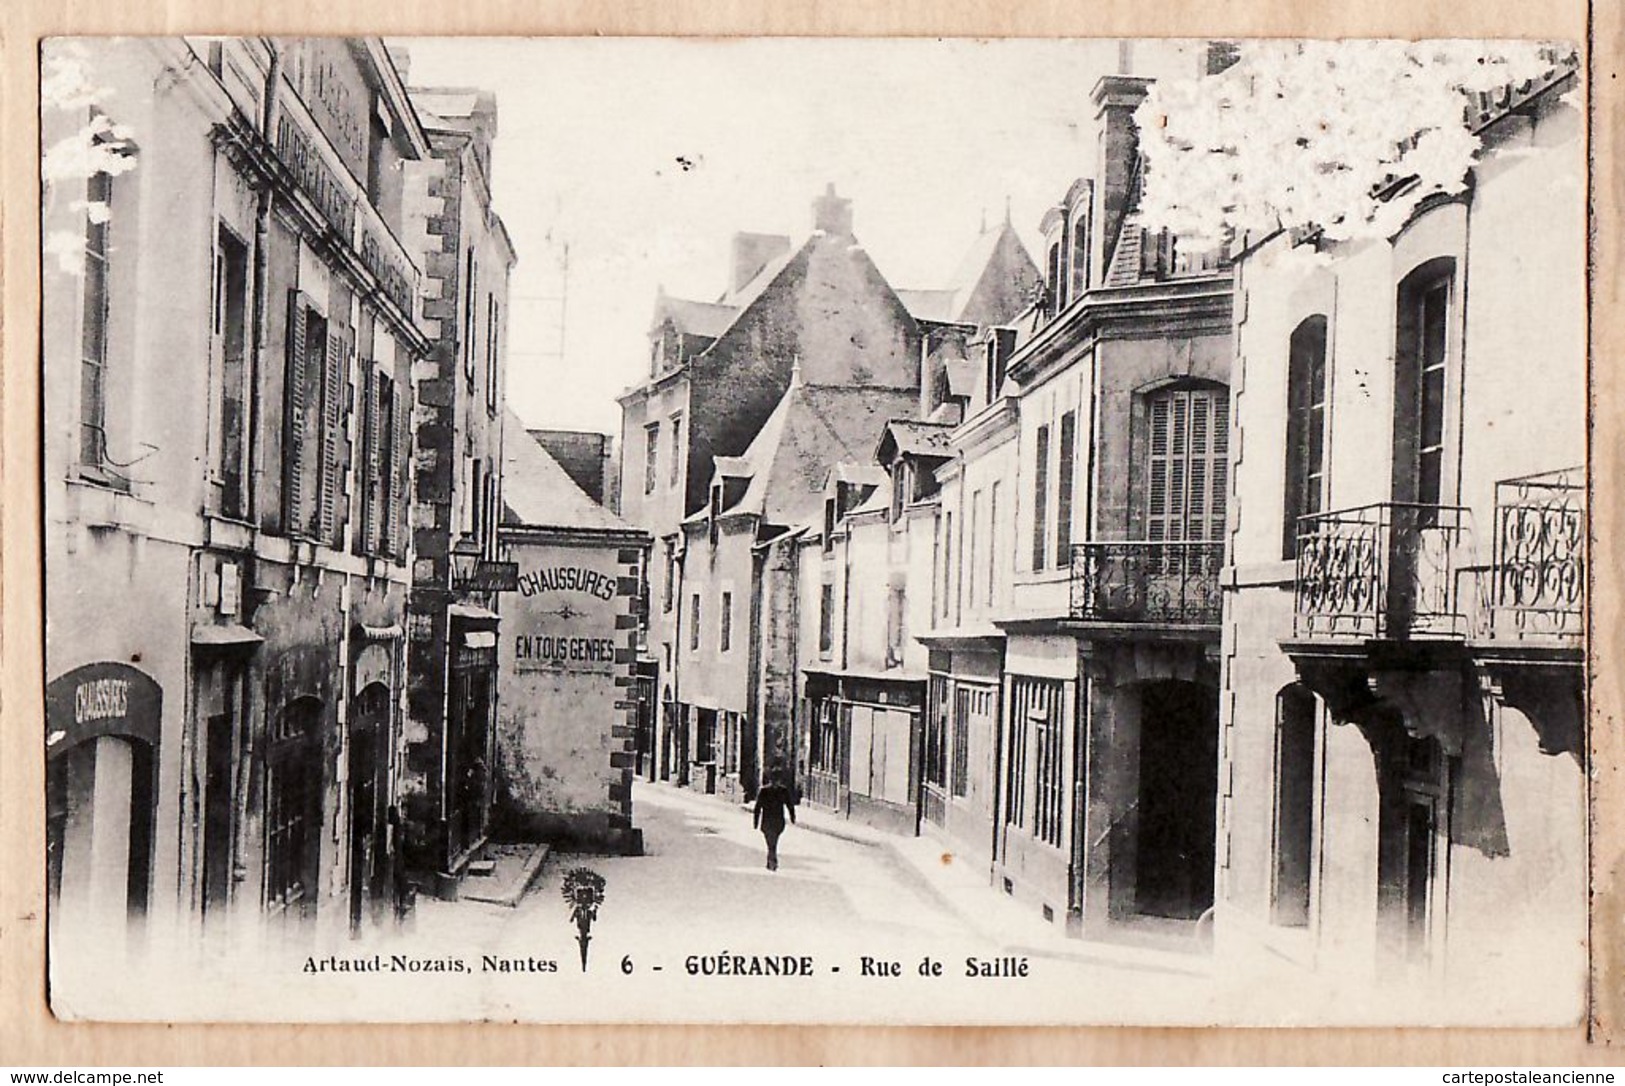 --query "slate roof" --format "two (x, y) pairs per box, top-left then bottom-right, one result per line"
(847, 477), (892, 518)
(718, 247), (800, 309)
(500, 408), (636, 533)
(897, 220), (1038, 326)
(656, 295), (738, 339)
(878, 418), (955, 462)
(895, 289), (958, 323)
(944, 357), (979, 398)
(727, 382), (917, 527)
